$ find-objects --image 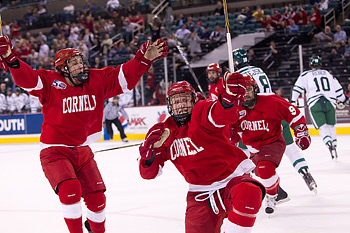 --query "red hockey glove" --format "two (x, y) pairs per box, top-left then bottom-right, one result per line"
(139, 123), (170, 160)
(220, 71), (246, 108)
(294, 124), (311, 150)
(0, 35), (18, 67)
(135, 39), (168, 68)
